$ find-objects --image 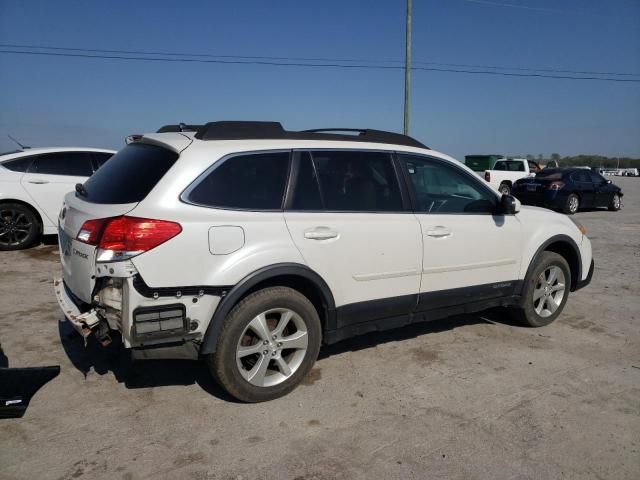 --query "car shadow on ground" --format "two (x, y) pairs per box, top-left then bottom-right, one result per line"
(57, 320), (238, 402)
(57, 308), (520, 401)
